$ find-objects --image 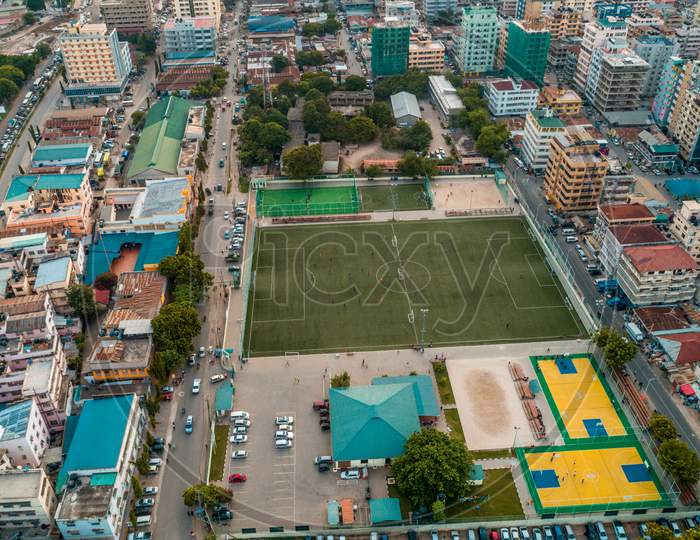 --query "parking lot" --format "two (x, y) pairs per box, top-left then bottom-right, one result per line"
(221, 348), (448, 530)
